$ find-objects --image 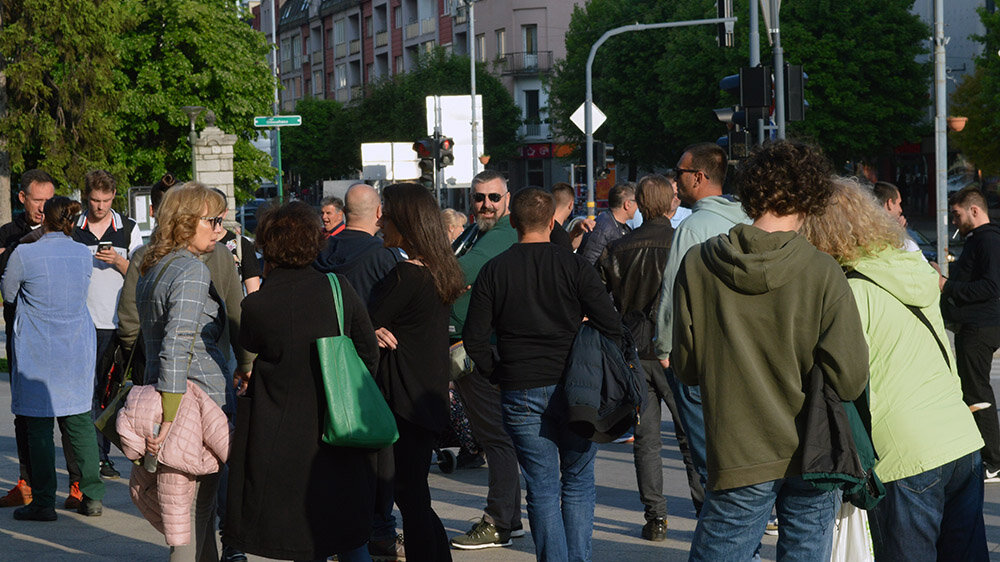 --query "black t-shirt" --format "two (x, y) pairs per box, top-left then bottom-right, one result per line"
(550, 220), (573, 252)
(221, 230), (261, 282)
